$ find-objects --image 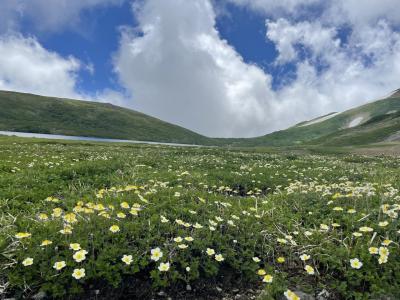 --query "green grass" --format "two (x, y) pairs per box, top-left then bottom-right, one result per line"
(1, 136), (400, 299)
